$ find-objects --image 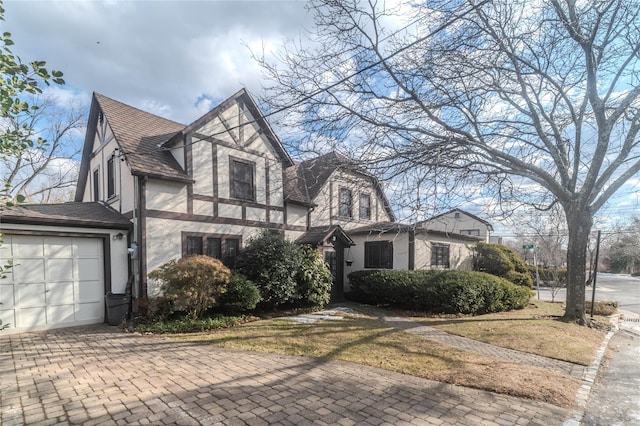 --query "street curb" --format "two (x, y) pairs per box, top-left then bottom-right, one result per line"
(563, 314), (620, 426)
